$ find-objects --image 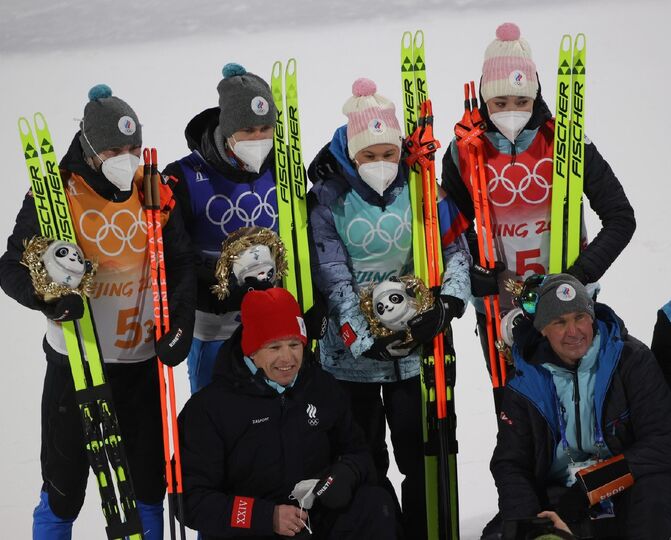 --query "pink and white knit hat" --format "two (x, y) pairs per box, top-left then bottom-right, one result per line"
(342, 78), (402, 160)
(481, 23), (538, 103)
